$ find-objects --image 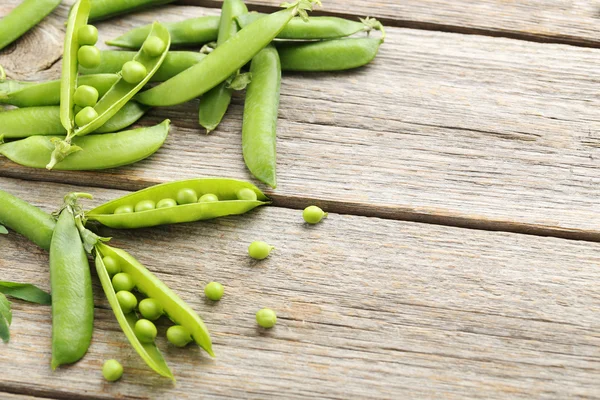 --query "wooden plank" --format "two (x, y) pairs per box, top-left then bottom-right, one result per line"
(0, 177), (599, 399)
(3, 4), (600, 239)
